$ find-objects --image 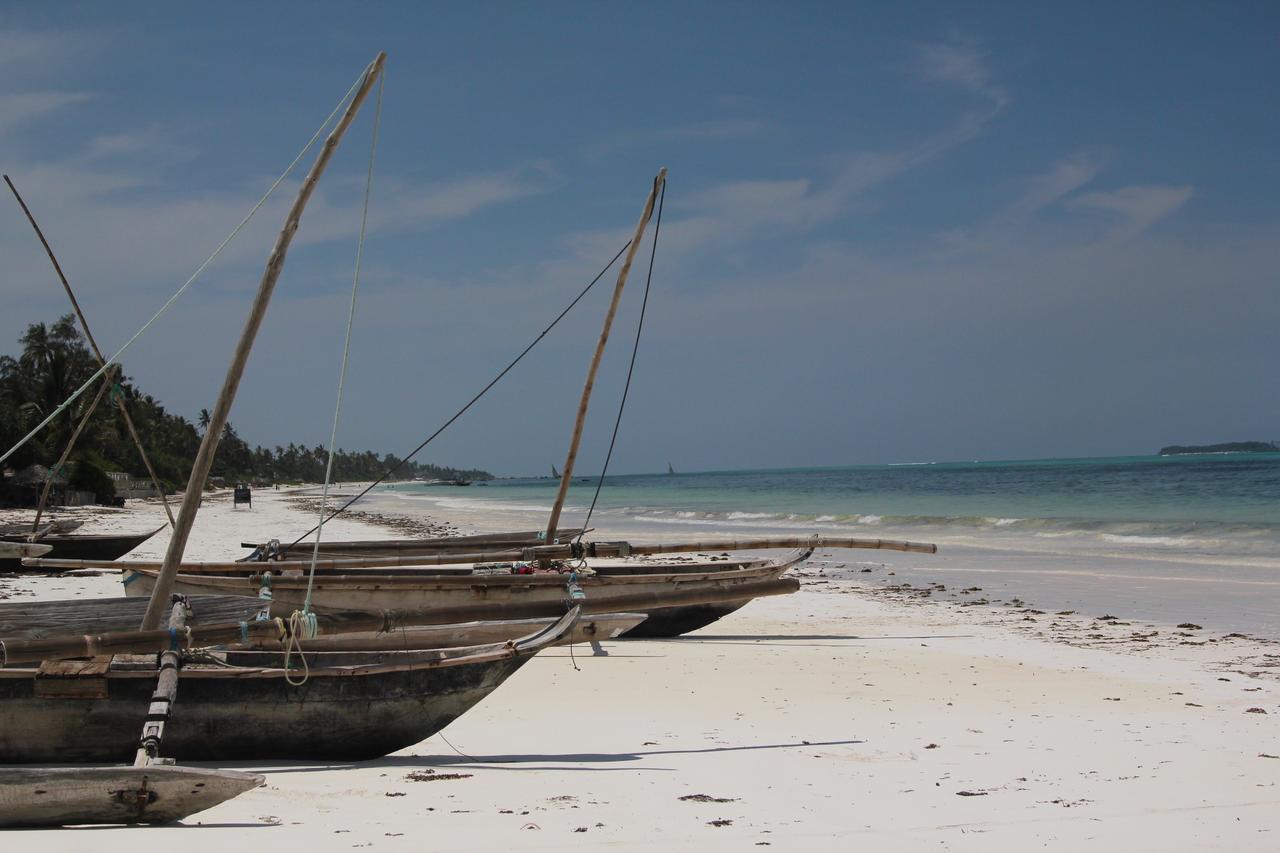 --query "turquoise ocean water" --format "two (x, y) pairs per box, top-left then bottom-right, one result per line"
(380, 453), (1280, 555)
(364, 453), (1280, 634)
